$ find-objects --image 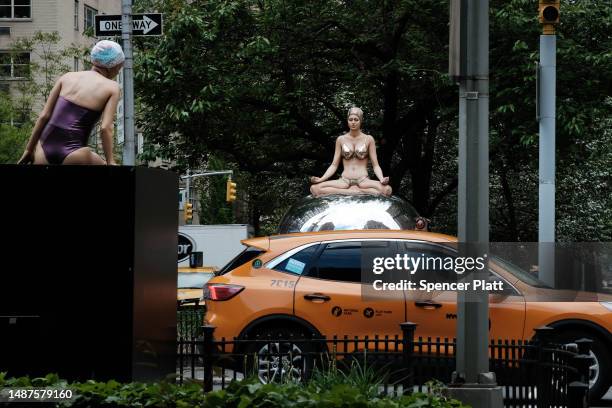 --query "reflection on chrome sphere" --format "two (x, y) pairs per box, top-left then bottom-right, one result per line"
(278, 195), (420, 234)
